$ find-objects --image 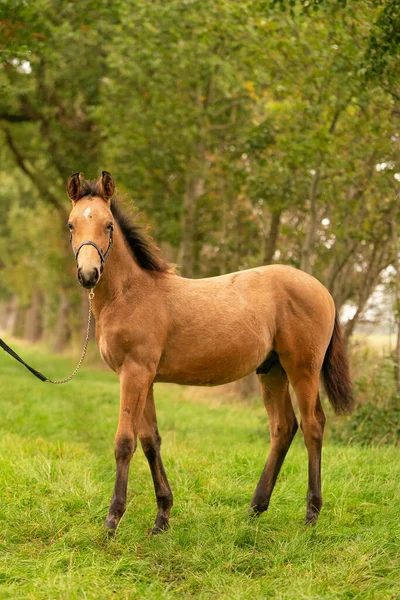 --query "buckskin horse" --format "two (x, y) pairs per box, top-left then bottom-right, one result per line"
(66, 171), (353, 535)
